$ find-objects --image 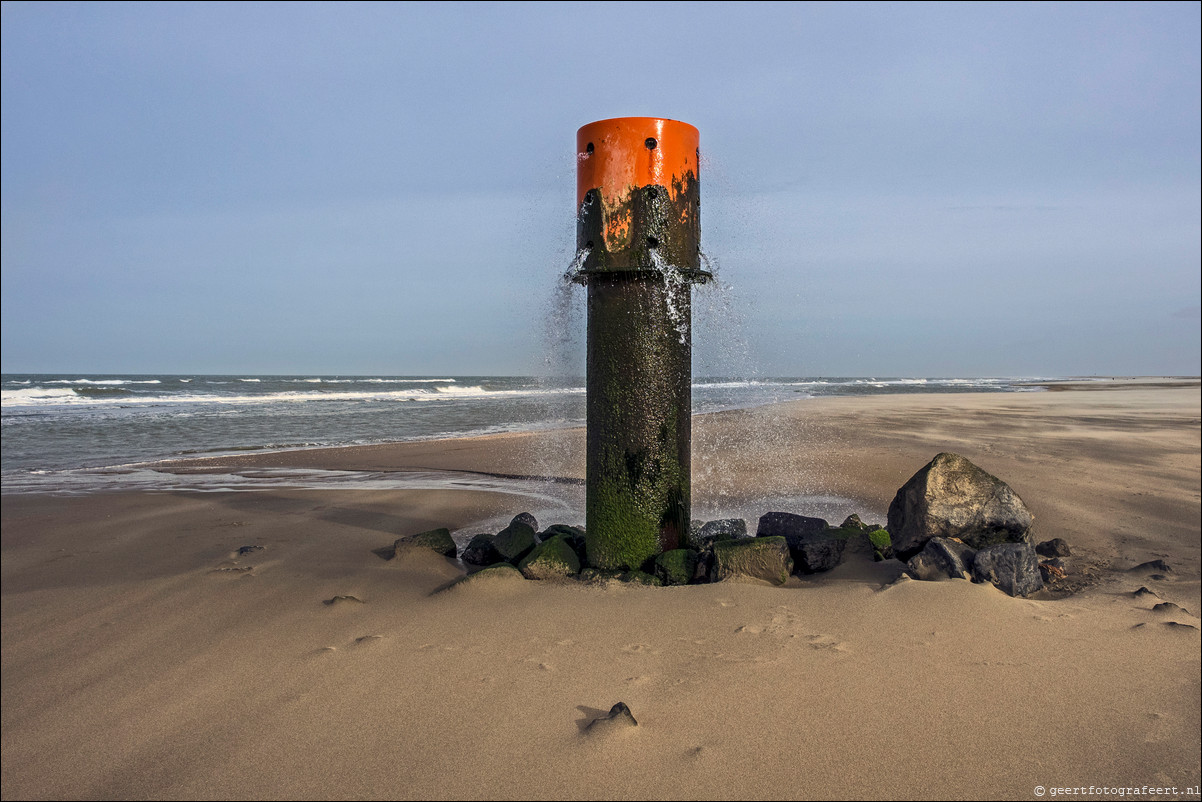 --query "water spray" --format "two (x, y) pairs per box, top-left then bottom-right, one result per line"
(573, 117), (710, 570)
